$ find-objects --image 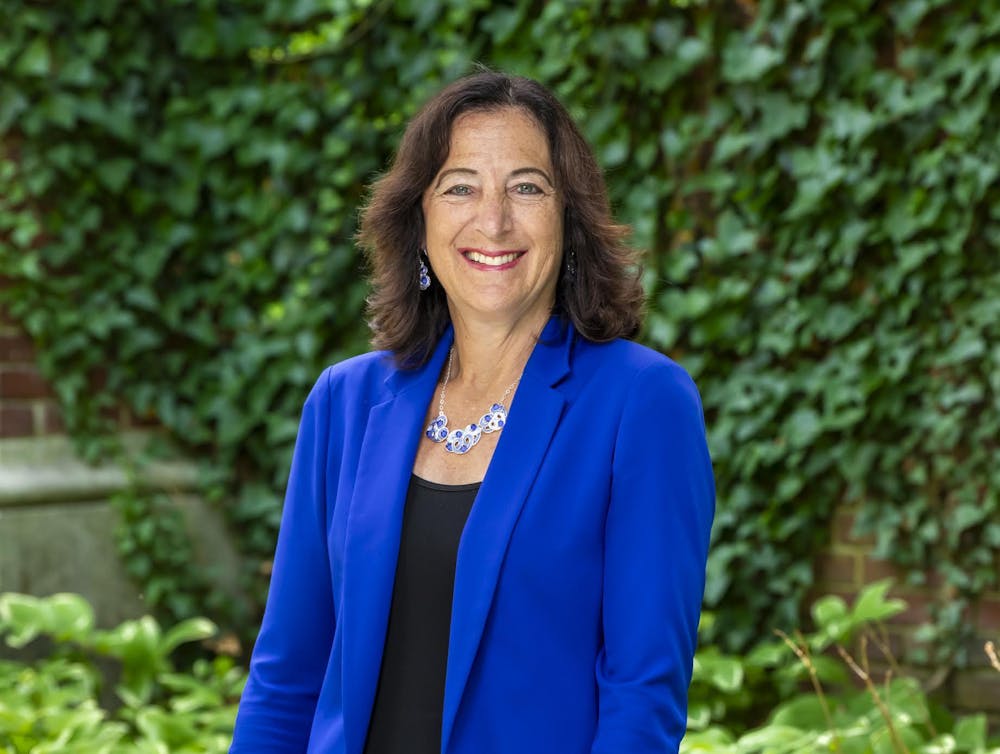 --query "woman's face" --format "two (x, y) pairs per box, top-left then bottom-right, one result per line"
(422, 108), (564, 330)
